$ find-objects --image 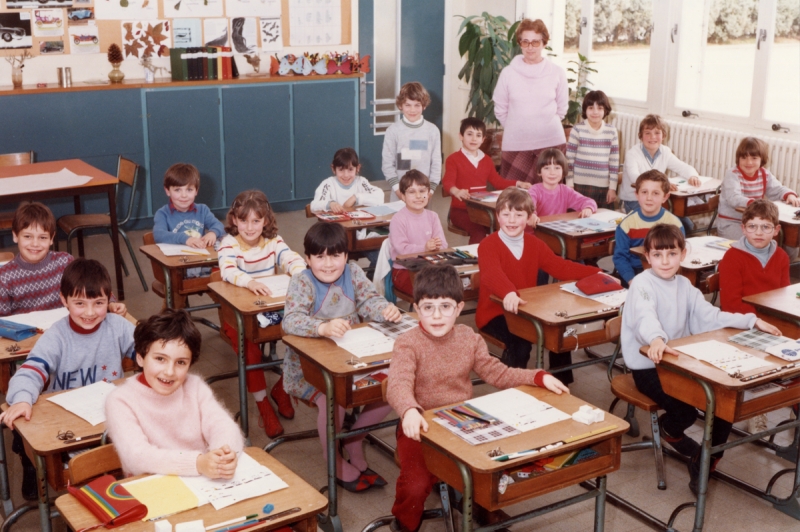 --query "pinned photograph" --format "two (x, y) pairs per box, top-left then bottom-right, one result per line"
(39, 40), (64, 54)
(32, 9), (63, 37)
(0, 12), (33, 49)
(67, 7), (94, 24)
(68, 24), (99, 54)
